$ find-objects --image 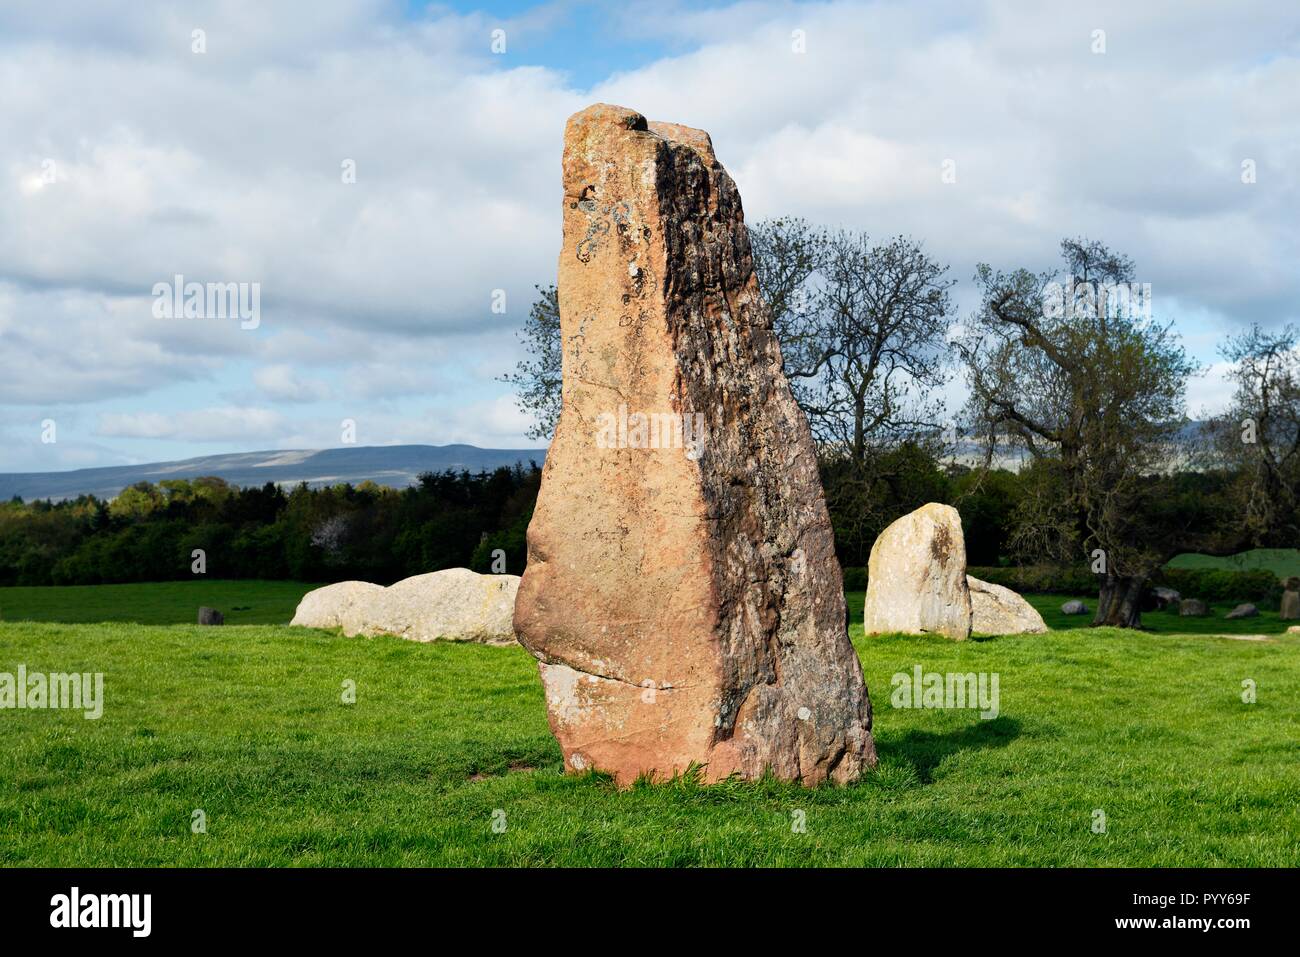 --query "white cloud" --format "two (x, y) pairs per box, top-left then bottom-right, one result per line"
(252, 364), (331, 403)
(1187, 361), (1238, 420)
(0, 0), (1295, 470)
(595, 0), (1300, 324)
(1, 5), (589, 351)
(0, 282), (231, 405)
(97, 406), (287, 442)
(433, 394), (538, 446)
